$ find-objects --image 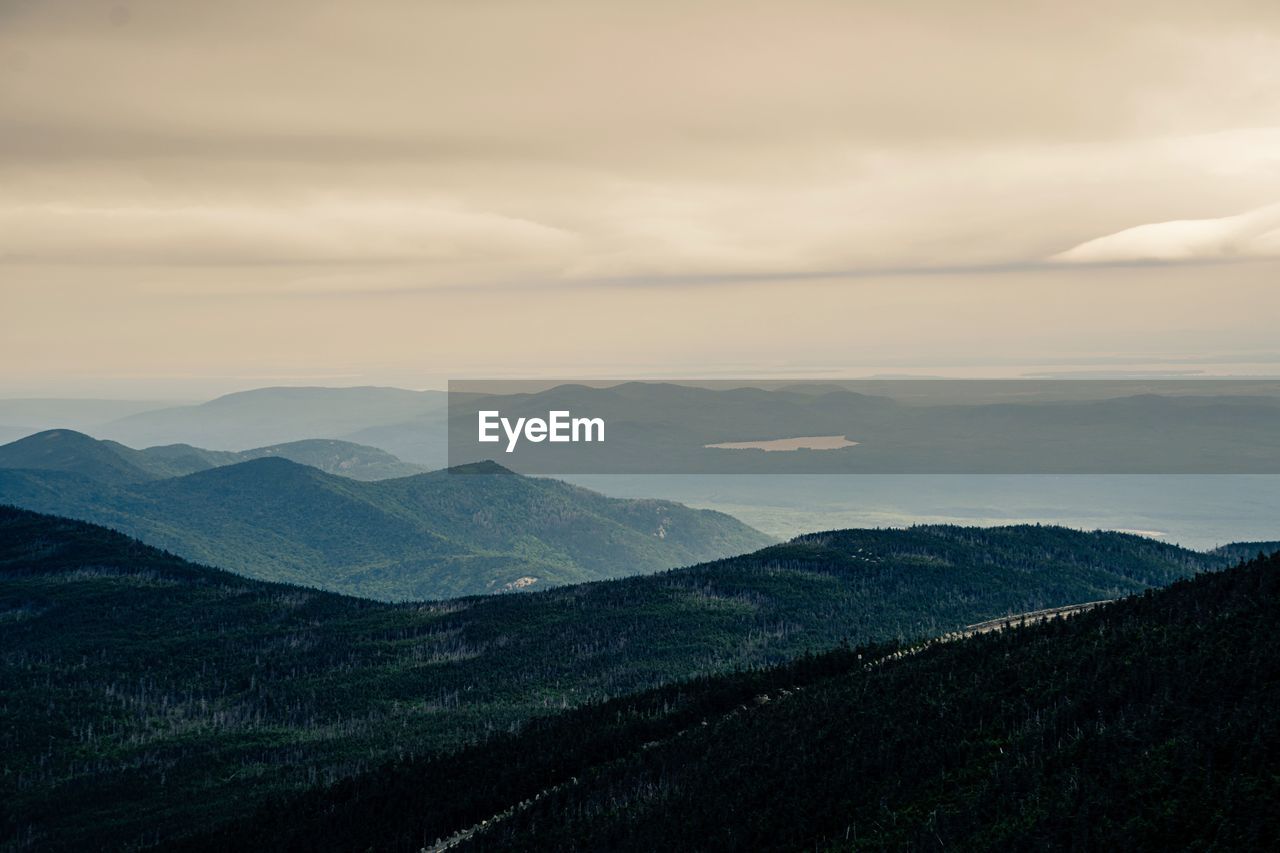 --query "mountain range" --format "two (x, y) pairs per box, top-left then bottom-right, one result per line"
(0, 431), (771, 599)
(0, 387), (449, 465)
(0, 428), (427, 483)
(448, 381), (1280, 474)
(0, 507), (1269, 850)
(12, 381), (1280, 479)
(8, 385), (1280, 549)
(94, 385), (448, 453)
